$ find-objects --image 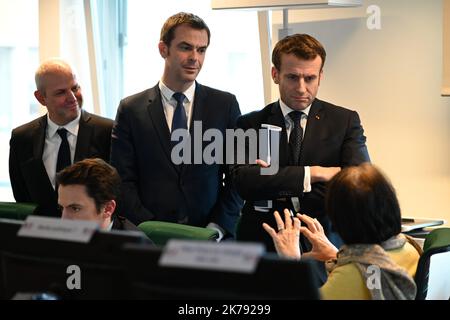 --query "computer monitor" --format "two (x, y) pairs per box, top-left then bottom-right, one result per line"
(0, 218), (321, 300)
(0, 218), (148, 299)
(120, 242), (321, 300)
